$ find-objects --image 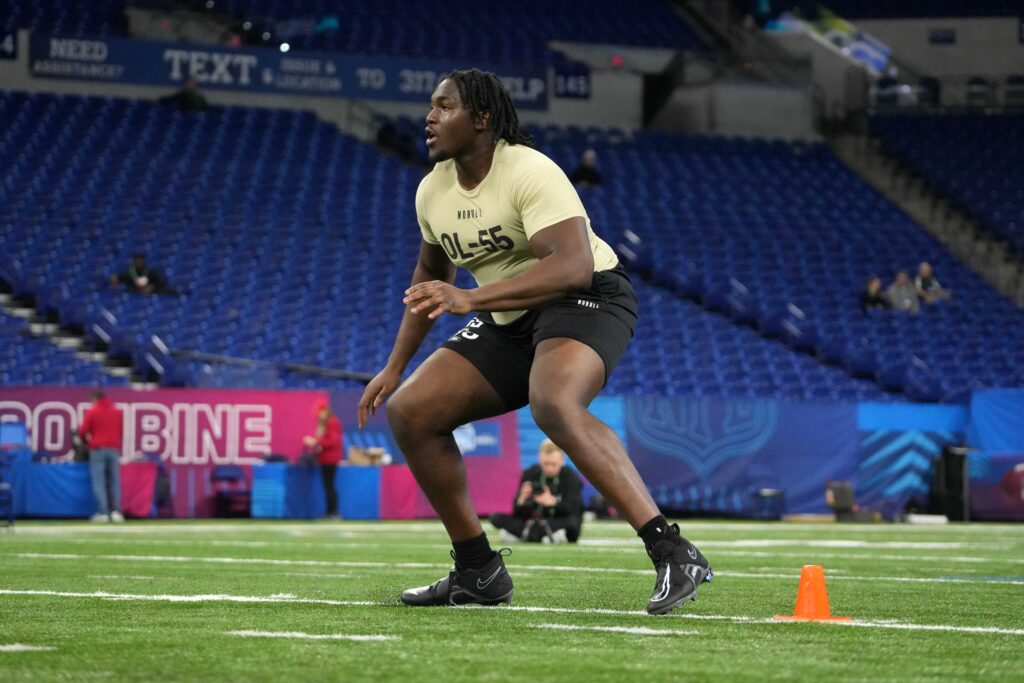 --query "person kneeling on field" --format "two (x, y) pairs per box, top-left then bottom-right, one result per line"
(491, 440), (583, 543)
